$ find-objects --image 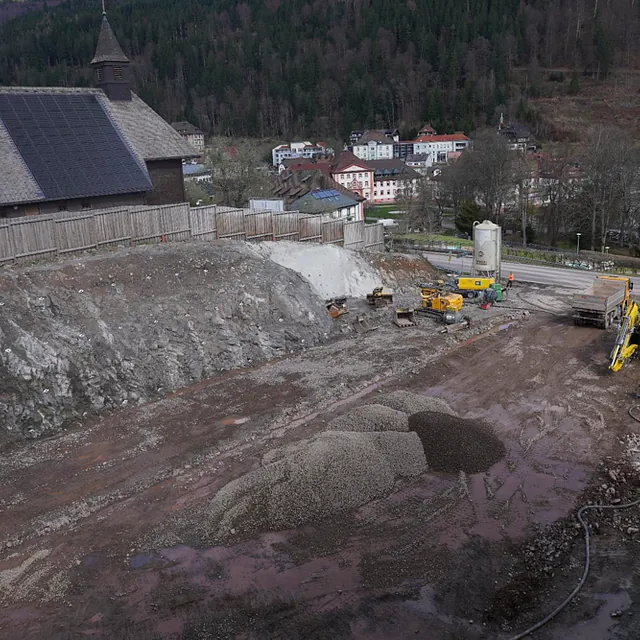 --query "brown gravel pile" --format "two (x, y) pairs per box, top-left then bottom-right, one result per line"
(373, 391), (457, 417)
(408, 411), (505, 473)
(204, 430), (427, 540)
(327, 404), (409, 432)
